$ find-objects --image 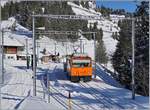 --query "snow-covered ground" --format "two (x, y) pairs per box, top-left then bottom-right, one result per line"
(1, 60), (149, 110)
(1, 2), (149, 110)
(68, 1), (119, 57)
(1, 60), (33, 110)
